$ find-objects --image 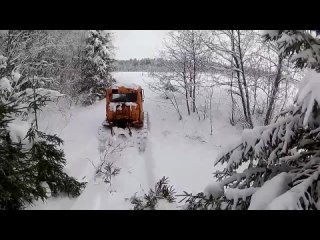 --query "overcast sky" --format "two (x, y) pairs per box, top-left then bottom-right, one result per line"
(112, 30), (169, 60)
